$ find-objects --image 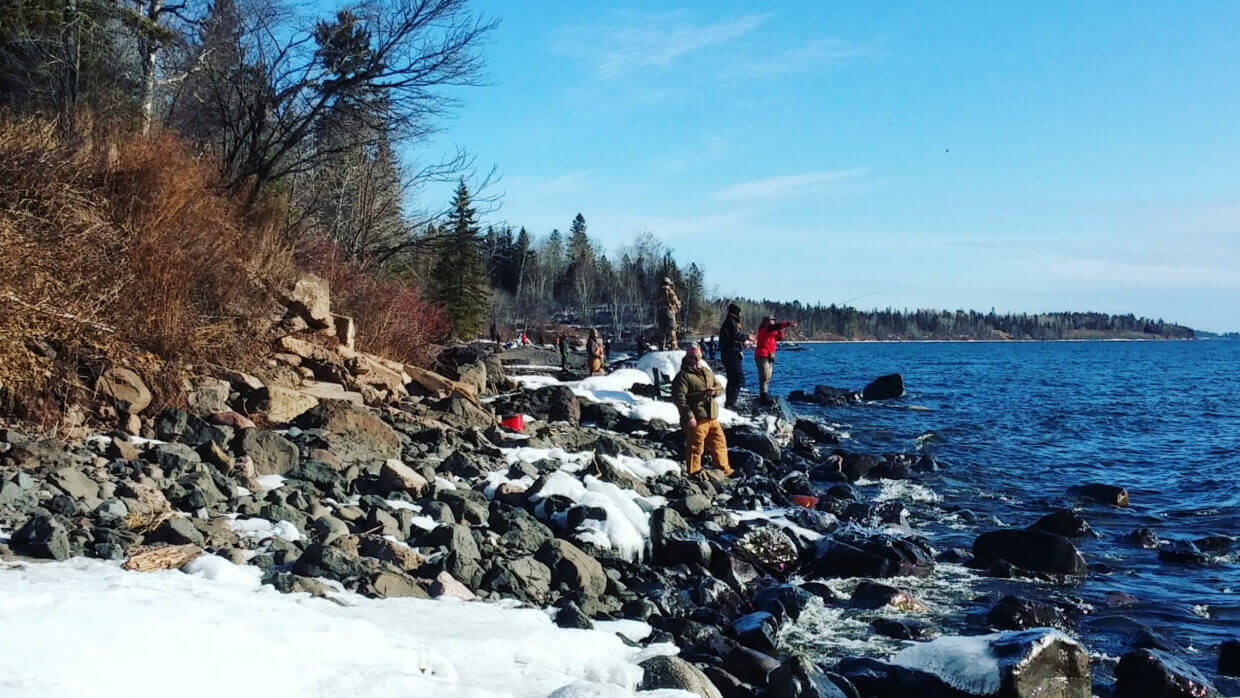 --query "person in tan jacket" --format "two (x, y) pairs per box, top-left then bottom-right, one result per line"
(655, 277), (682, 350)
(672, 346), (732, 477)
